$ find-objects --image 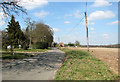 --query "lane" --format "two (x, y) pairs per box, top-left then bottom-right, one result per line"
(2, 48), (65, 80)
